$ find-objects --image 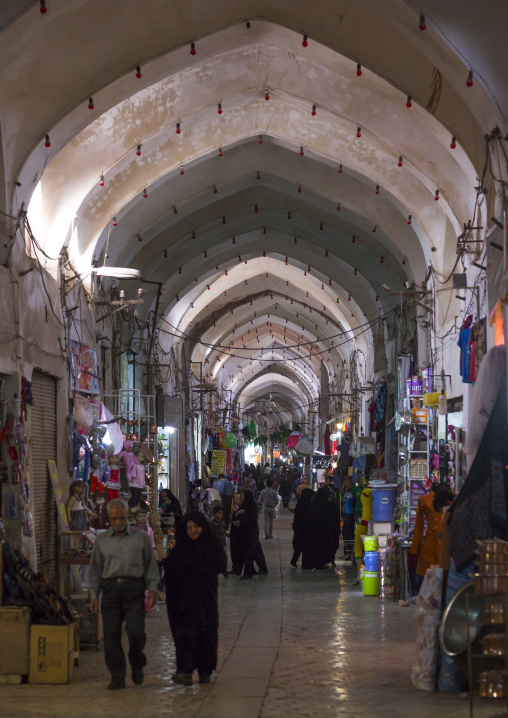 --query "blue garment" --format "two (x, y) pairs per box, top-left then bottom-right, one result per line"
(457, 327), (472, 383)
(212, 478), (224, 493)
(352, 455), (367, 480)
